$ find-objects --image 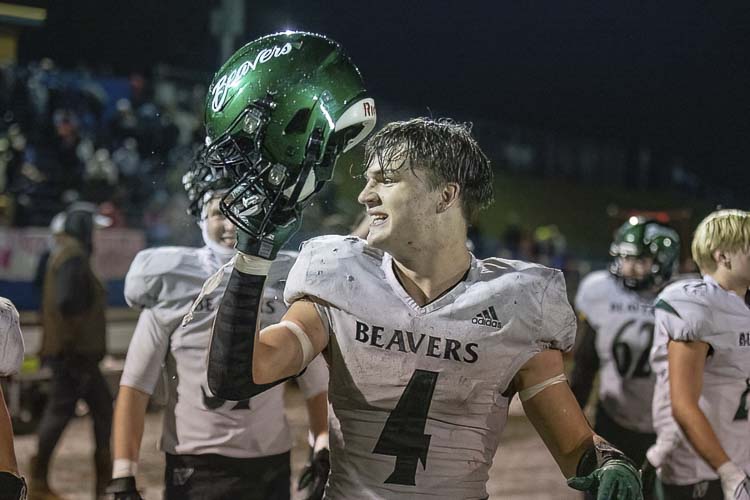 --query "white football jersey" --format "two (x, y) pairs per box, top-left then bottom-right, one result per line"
(648, 275), (750, 485)
(285, 235), (576, 500)
(121, 247), (328, 459)
(0, 297), (24, 377)
(575, 270), (656, 433)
